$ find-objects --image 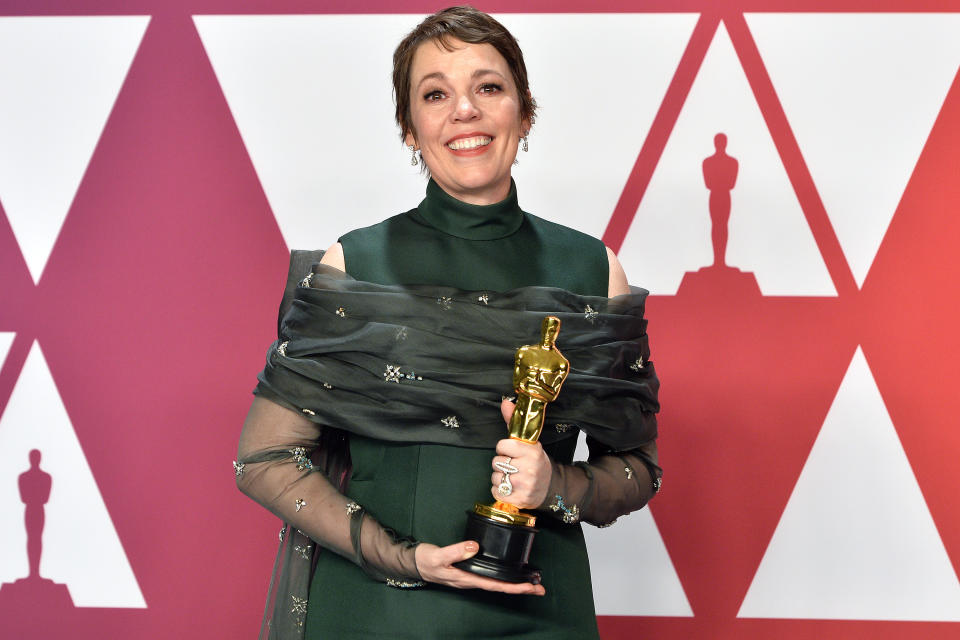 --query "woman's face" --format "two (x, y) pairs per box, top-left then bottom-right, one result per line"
(405, 38), (528, 205)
